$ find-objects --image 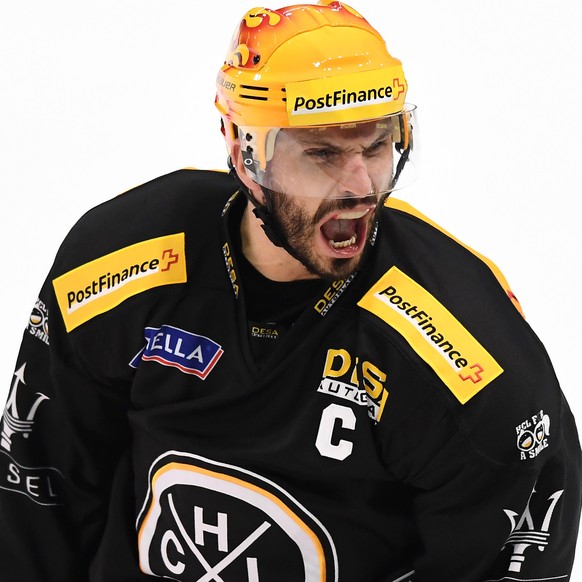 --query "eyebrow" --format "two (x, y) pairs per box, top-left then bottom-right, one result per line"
(294, 127), (392, 147)
(296, 135), (339, 148)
